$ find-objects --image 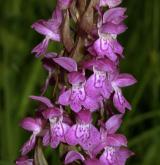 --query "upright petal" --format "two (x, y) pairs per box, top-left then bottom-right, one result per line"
(30, 95), (54, 108)
(100, 0), (122, 8)
(65, 151), (85, 164)
(16, 156), (33, 165)
(116, 147), (134, 165)
(53, 57), (77, 72)
(100, 23), (127, 35)
(68, 72), (85, 85)
(83, 96), (100, 112)
(113, 91), (131, 113)
(85, 159), (104, 165)
(21, 135), (36, 155)
(32, 38), (49, 57)
(114, 73), (137, 87)
(20, 117), (41, 132)
(42, 107), (61, 119)
(42, 130), (50, 146)
(106, 134), (127, 147)
(105, 114), (123, 134)
(58, 89), (71, 106)
(65, 125), (78, 146)
(103, 7), (127, 24)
